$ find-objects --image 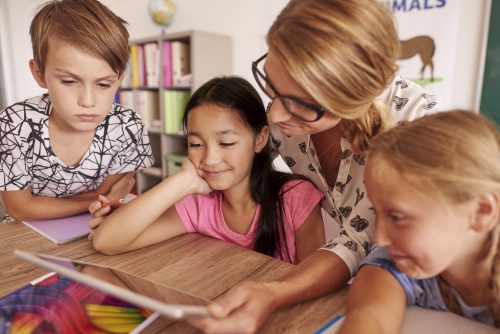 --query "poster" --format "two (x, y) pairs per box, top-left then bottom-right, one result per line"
(381, 0), (461, 107)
